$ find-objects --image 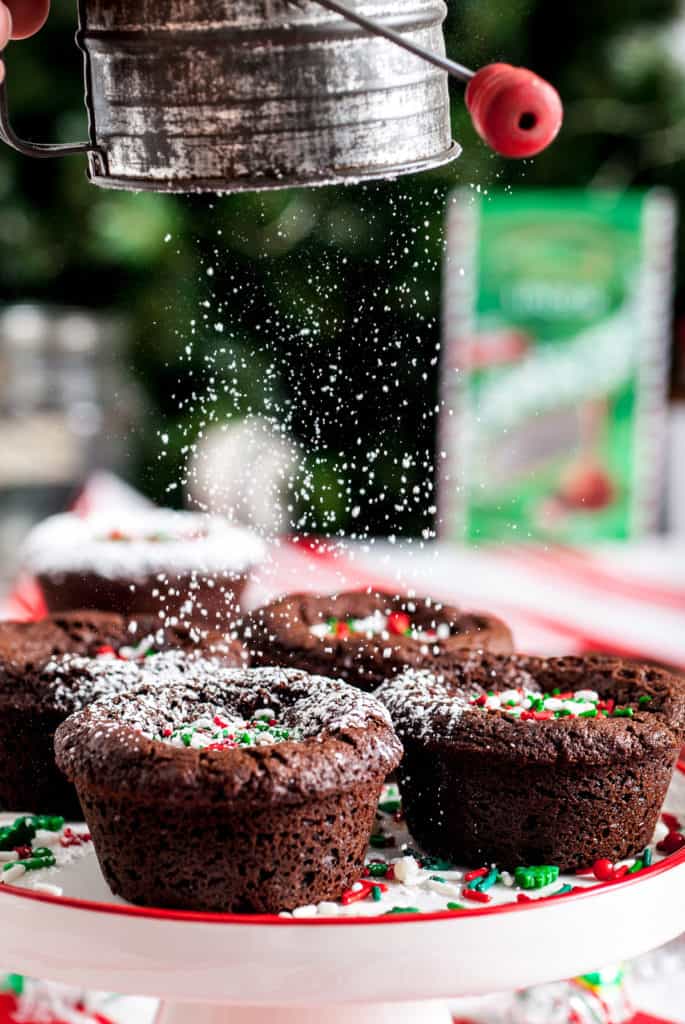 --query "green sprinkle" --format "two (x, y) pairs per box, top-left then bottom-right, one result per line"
(643, 846), (653, 867)
(29, 815), (64, 833)
(552, 883), (573, 896)
(556, 708), (573, 718)
(579, 709), (598, 718)
(370, 834), (394, 849)
(429, 875), (447, 884)
(515, 864), (560, 890)
(474, 867), (499, 892)
(384, 906), (420, 915)
(0, 818), (35, 852)
(446, 902), (465, 911)
(638, 695), (652, 705)
(378, 799), (402, 815)
(421, 856), (455, 871)
(628, 860), (643, 874)
(181, 732), (192, 747)
(371, 885), (382, 902)
(366, 862), (389, 877)
(4, 975), (23, 996)
(612, 707), (634, 718)
(9, 848), (57, 872)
